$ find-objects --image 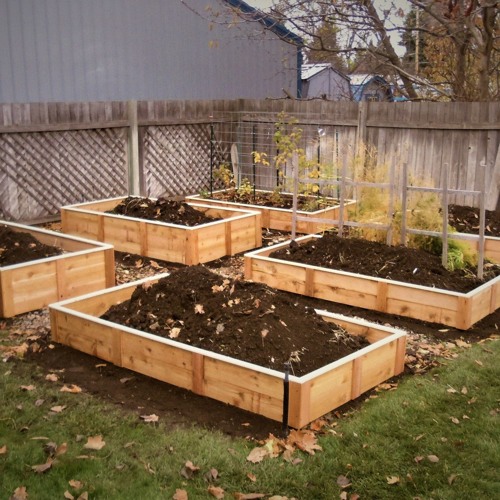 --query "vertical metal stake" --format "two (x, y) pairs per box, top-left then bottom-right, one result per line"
(252, 124), (257, 201)
(210, 121), (215, 196)
(282, 362), (290, 436)
(442, 163), (449, 269)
